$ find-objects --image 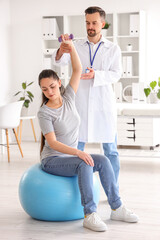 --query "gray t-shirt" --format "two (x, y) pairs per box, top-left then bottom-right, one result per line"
(38, 84), (80, 161)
